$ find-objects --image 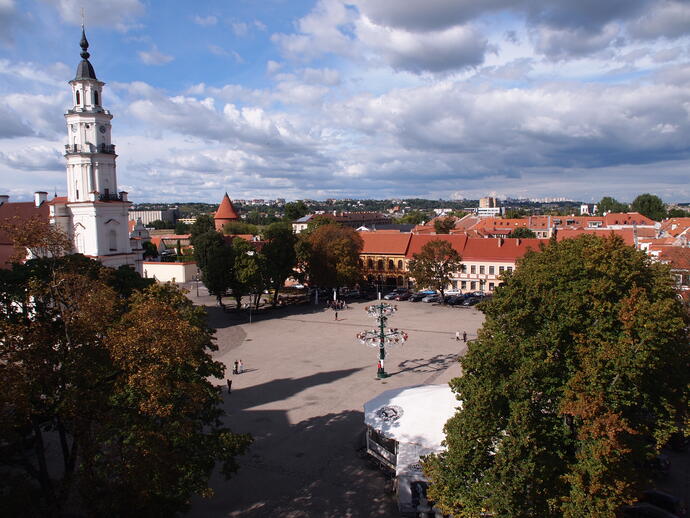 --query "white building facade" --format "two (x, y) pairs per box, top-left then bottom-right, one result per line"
(50, 29), (142, 272)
